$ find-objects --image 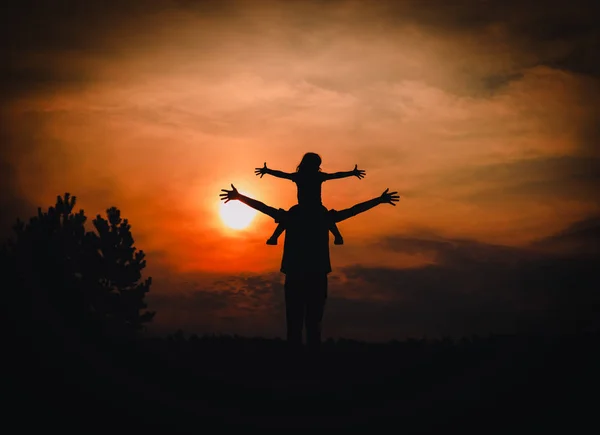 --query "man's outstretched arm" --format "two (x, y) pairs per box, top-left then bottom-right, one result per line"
(220, 184), (279, 219)
(334, 188), (399, 223)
